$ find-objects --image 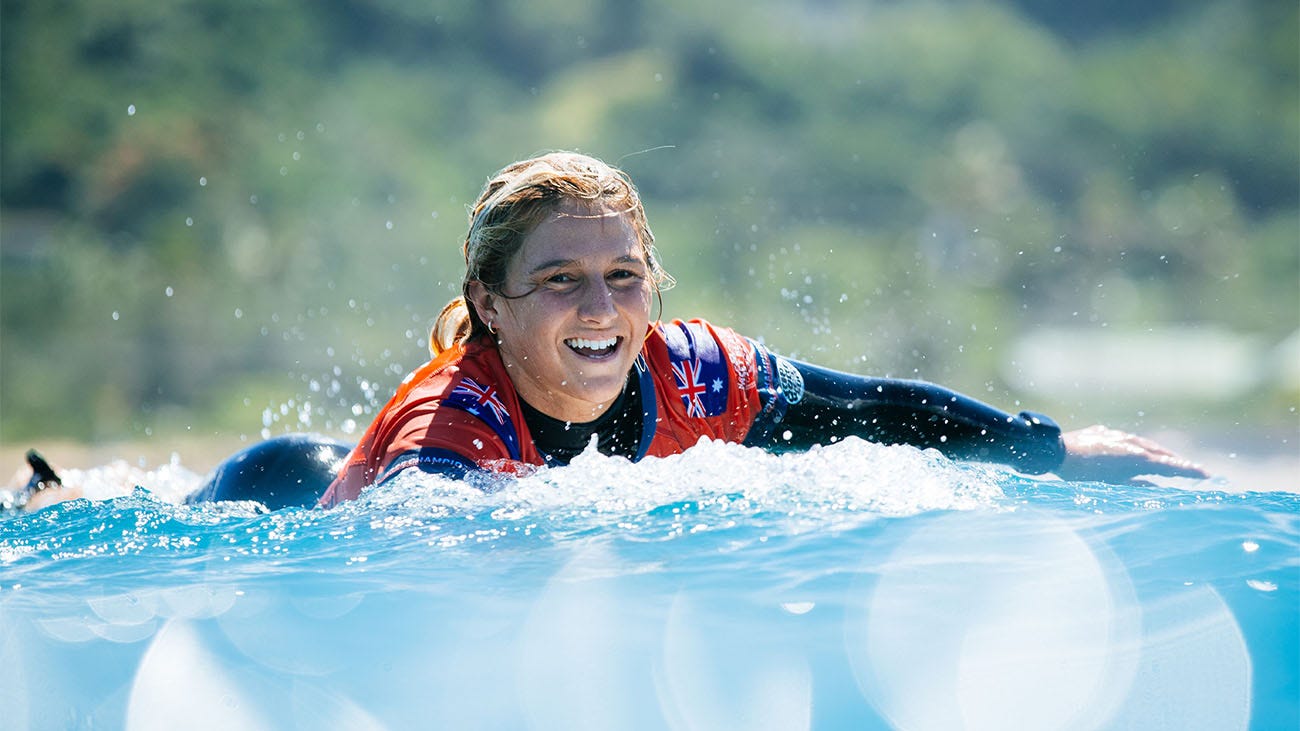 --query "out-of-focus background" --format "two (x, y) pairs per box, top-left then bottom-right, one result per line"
(2, 0), (1296, 483)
